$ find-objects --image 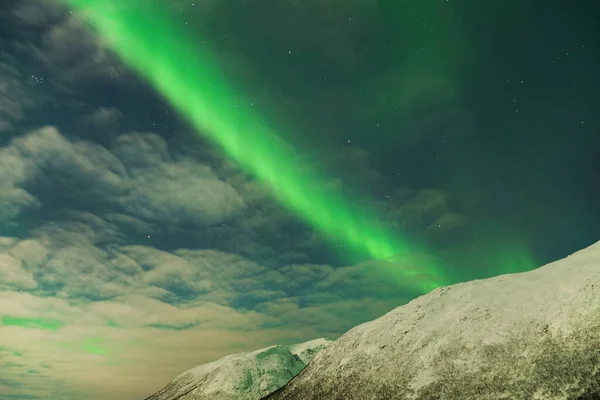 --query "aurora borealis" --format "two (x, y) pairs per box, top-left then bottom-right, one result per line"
(1, 0), (599, 399)
(58, 0), (449, 294)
